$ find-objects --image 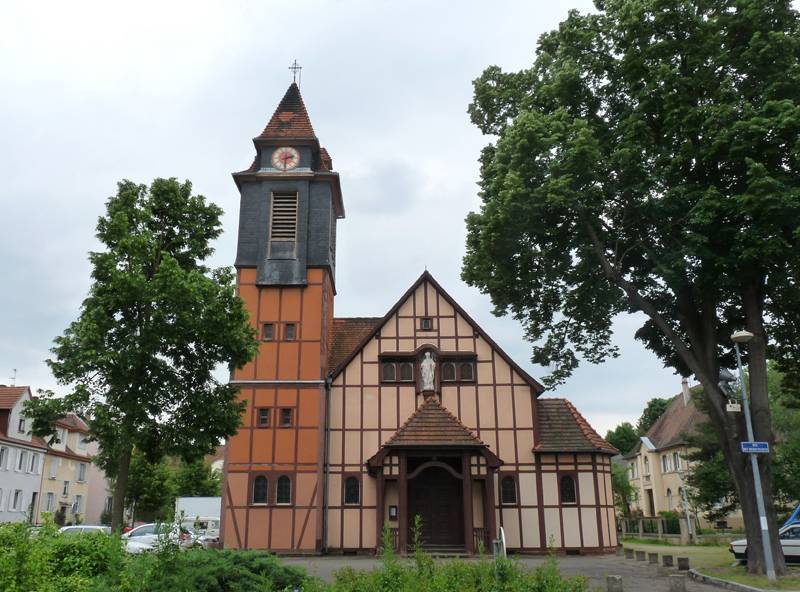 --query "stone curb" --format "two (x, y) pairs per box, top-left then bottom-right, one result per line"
(688, 568), (766, 592)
